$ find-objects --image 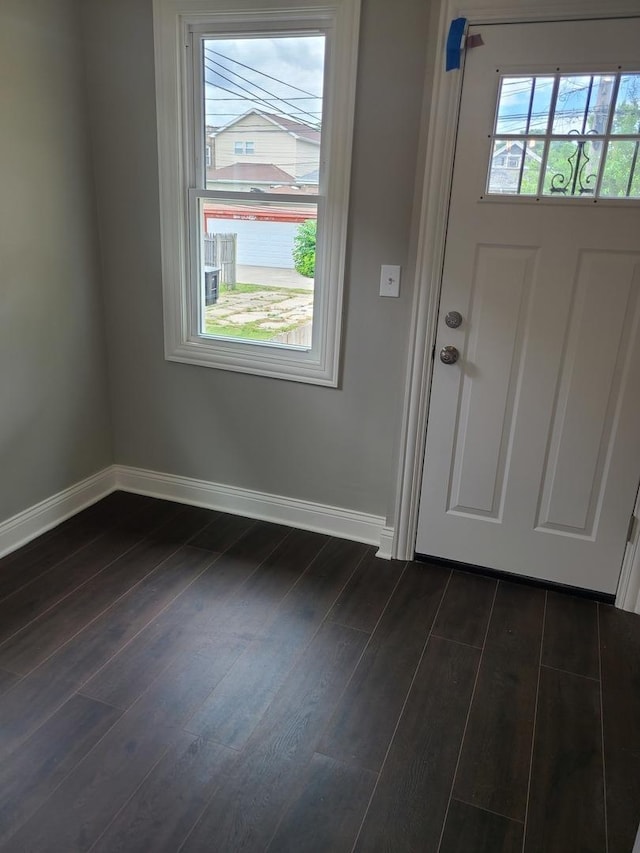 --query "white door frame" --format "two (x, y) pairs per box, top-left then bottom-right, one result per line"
(393, 0), (640, 612)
